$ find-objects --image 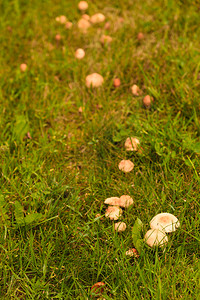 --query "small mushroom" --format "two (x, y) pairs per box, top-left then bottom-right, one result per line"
(82, 14), (90, 21)
(20, 63), (27, 72)
(55, 34), (62, 41)
(105, 206), (122, 220)
(77, 18), (91, 31)
(100, 35), (112, 44)
(150, 213), (180, 233)
(125, 137), (140, 151)
(78, 1), (88, 11)
(125, 248), (139, 258)
(144, 229), (168, 248)
(65, 21), (73, 29)
(131, 84), (141, 96)
(86, 73), (104, 88)
(143, 95), (152, 108)
(115, 222), (127, 232)
(113, 78), (121, 87)
(75, 48), (85, 59)
(119, 195), (134, 208)
(137, 32), (144, 40)
(118, 160), (134, 173)
(55, 15), (67, 24)
(90, 13), (105, 24)
(104, 197), (121, 206)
